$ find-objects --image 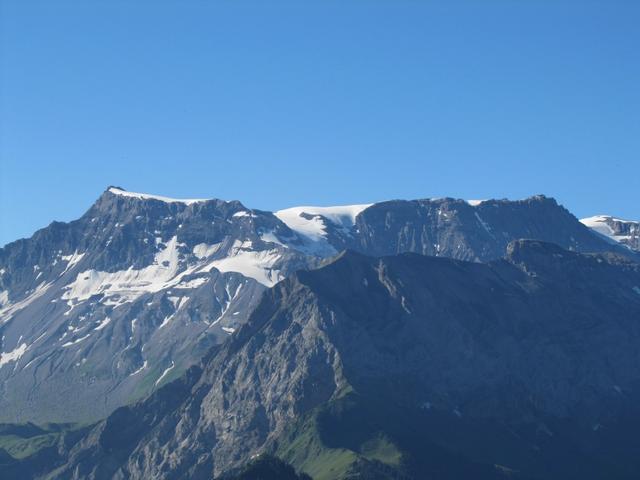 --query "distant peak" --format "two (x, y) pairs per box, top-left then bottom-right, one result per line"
(581, 214), (638, 226)
(106, 186), (211, 205)
(276, 203), (373, 226)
